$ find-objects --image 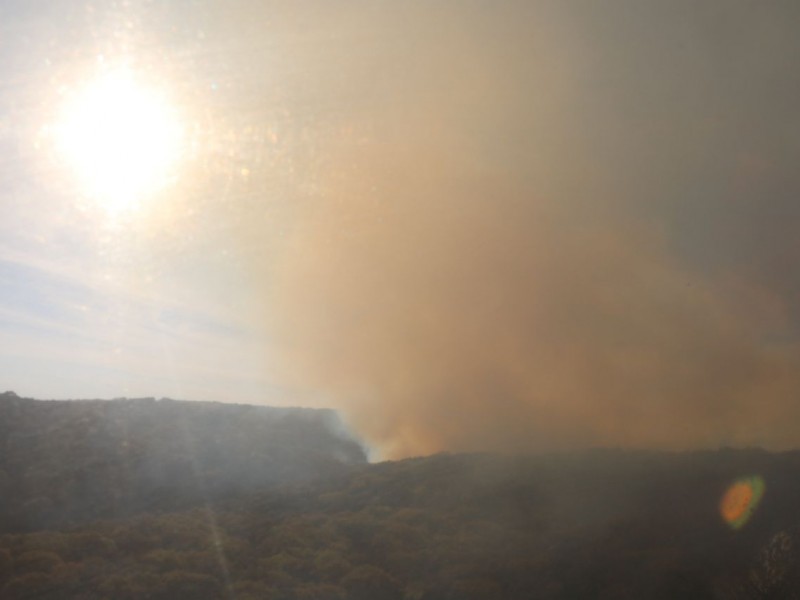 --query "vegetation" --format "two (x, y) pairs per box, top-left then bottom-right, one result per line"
(0, 392), (366, 532)
(1, 444), (800, 597)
